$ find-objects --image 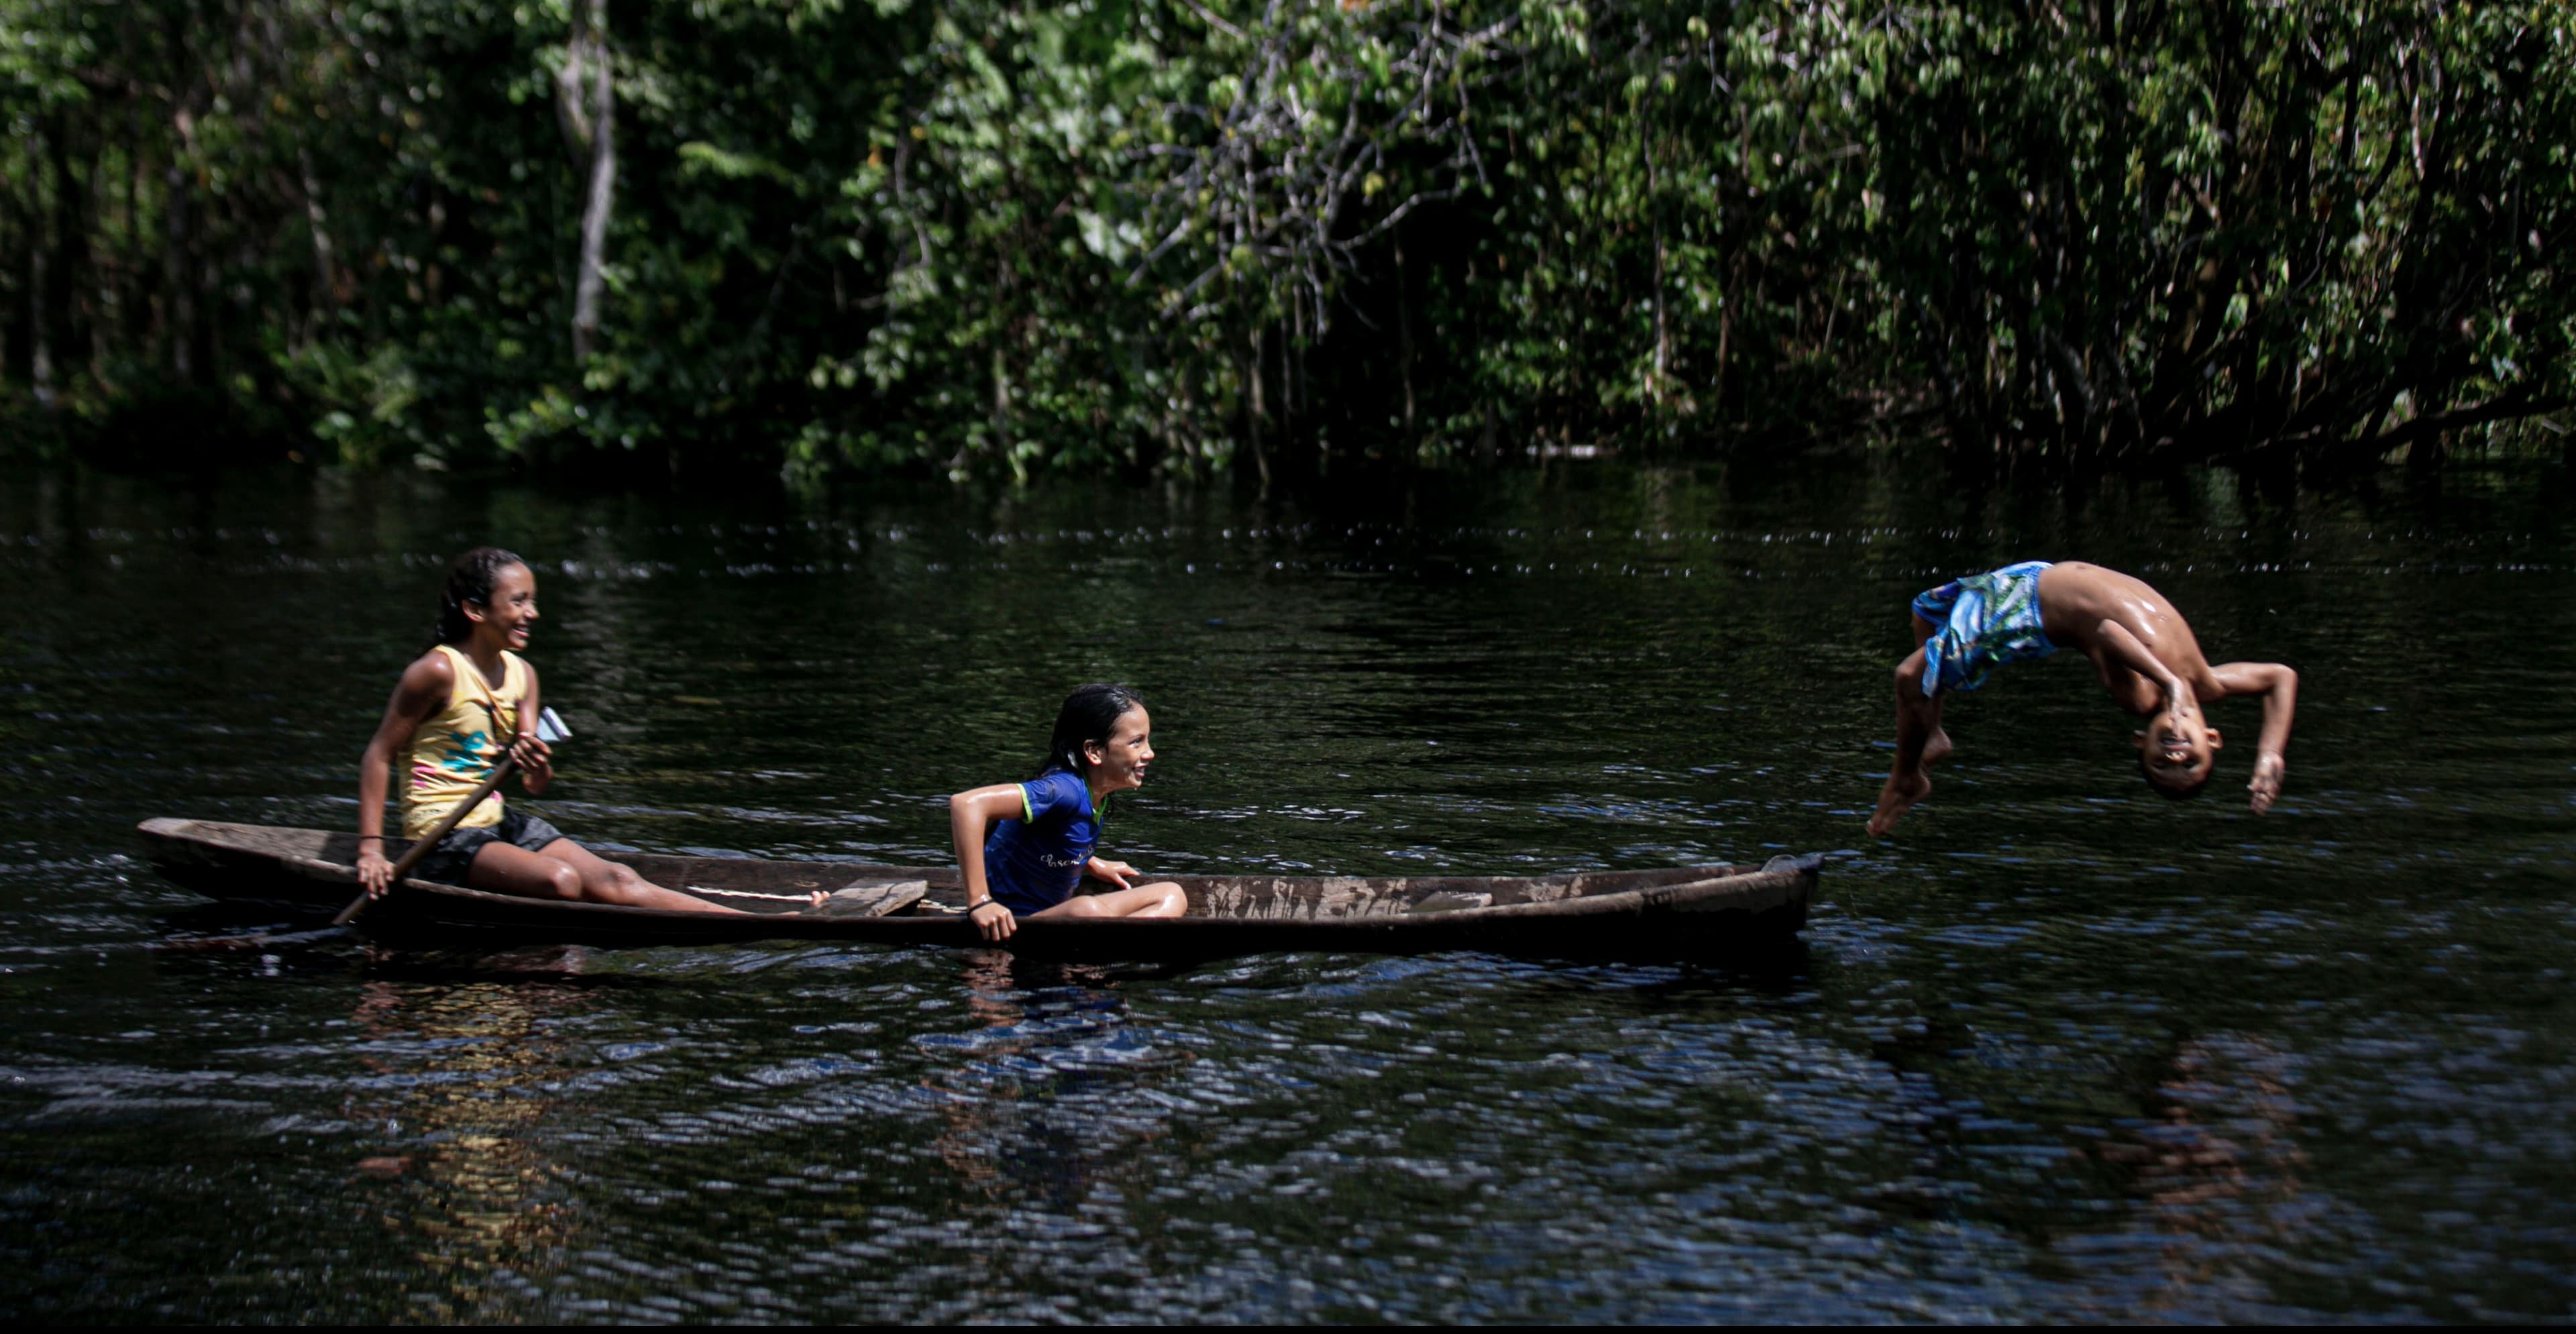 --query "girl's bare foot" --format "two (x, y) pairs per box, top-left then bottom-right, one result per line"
(1922, 729), (1954, 767)
(1868, 769), (1933, 835)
